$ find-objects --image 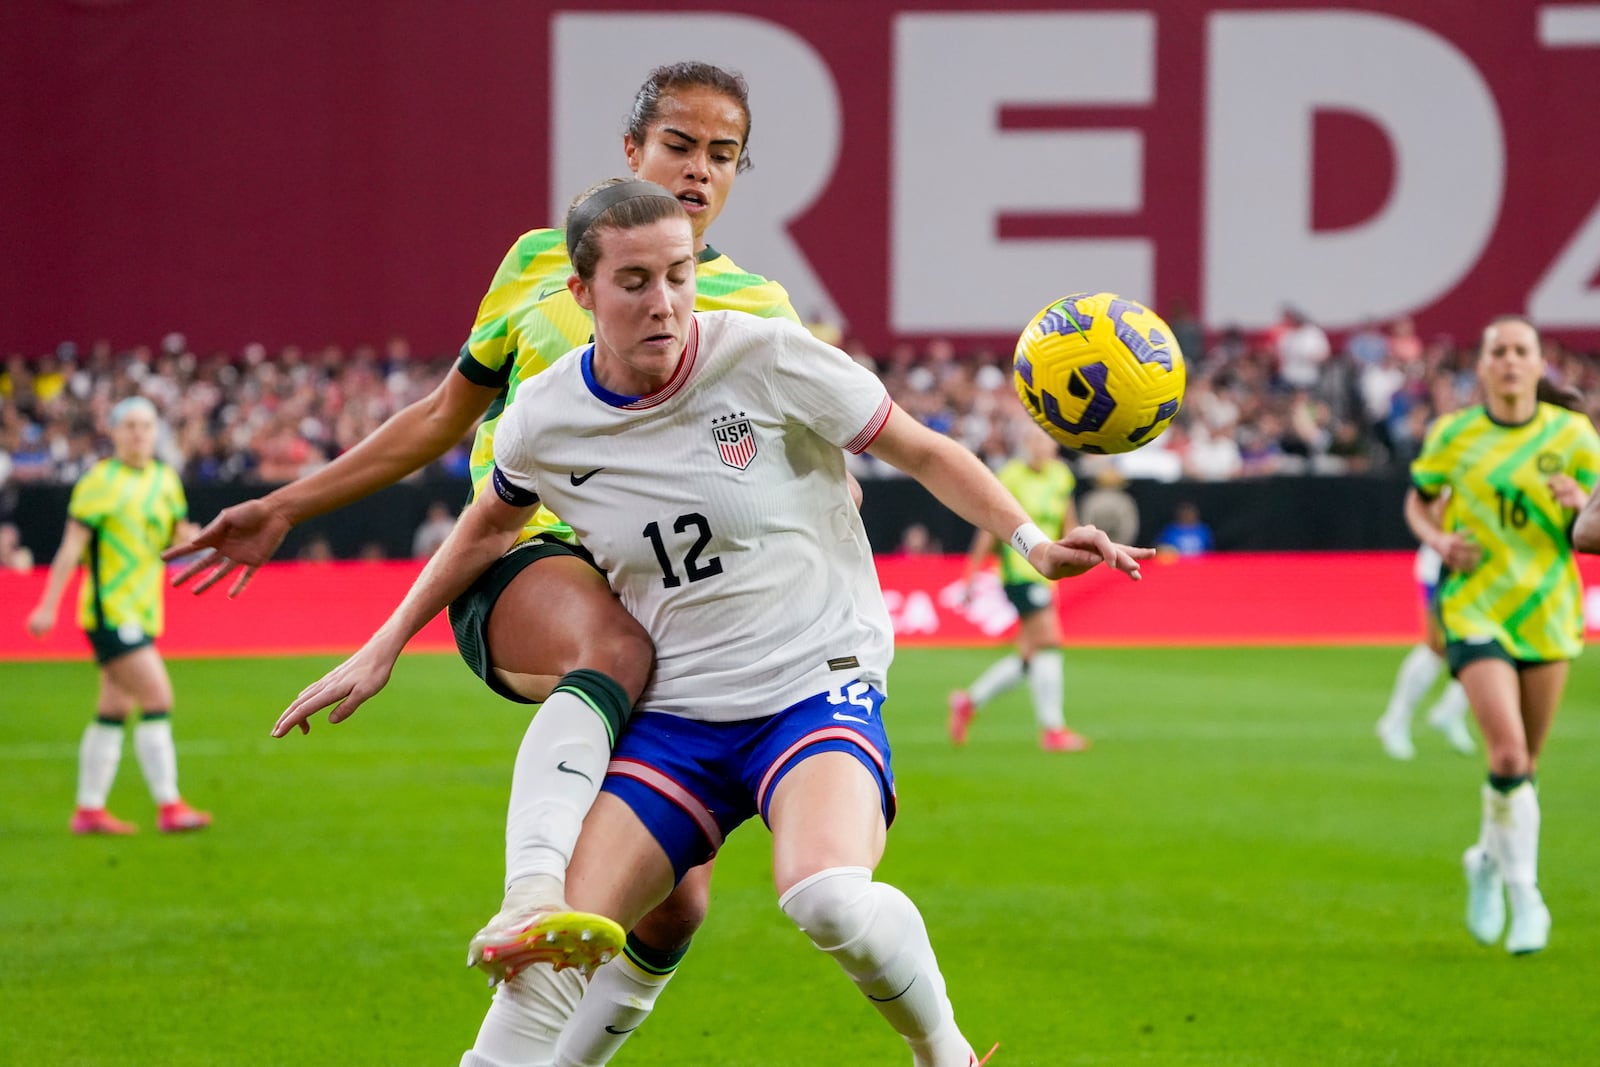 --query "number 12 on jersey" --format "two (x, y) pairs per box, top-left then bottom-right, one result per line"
(643, 513), (724, 588)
